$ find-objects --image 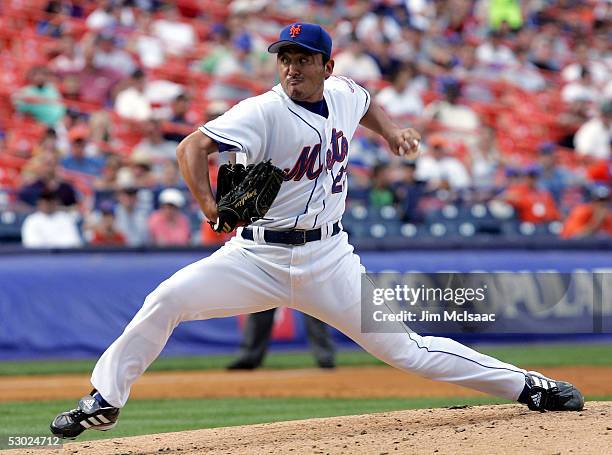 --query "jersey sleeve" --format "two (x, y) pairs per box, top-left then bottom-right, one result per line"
(198, 98), (265, 159)
(327, 76), (371, 121)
